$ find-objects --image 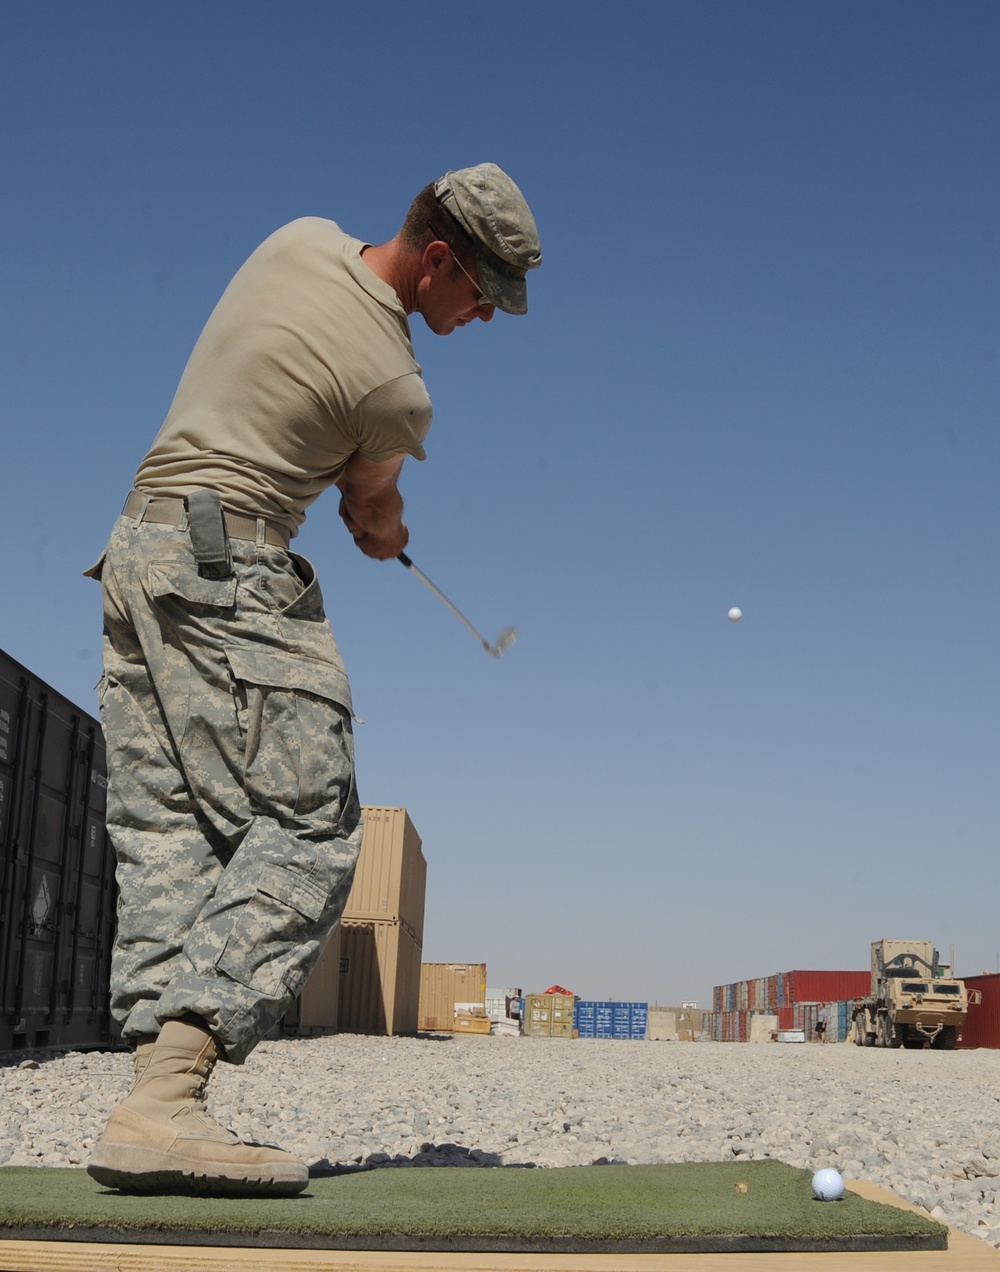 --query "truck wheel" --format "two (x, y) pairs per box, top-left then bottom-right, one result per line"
(932, 1027), (957, 1050)
(863, 1030), (876, 1047)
